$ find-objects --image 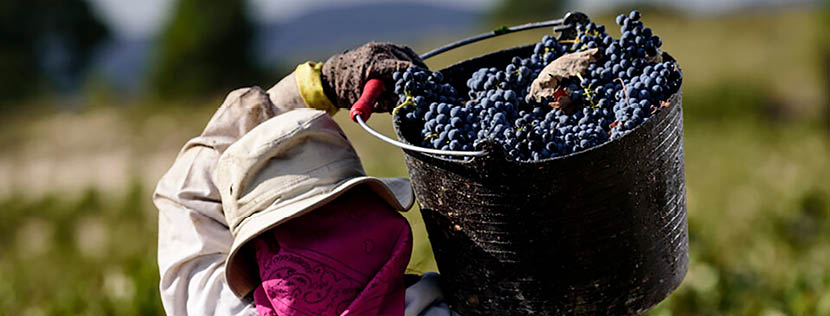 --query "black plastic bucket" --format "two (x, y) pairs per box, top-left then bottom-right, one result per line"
(393, 45), (688, 315)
